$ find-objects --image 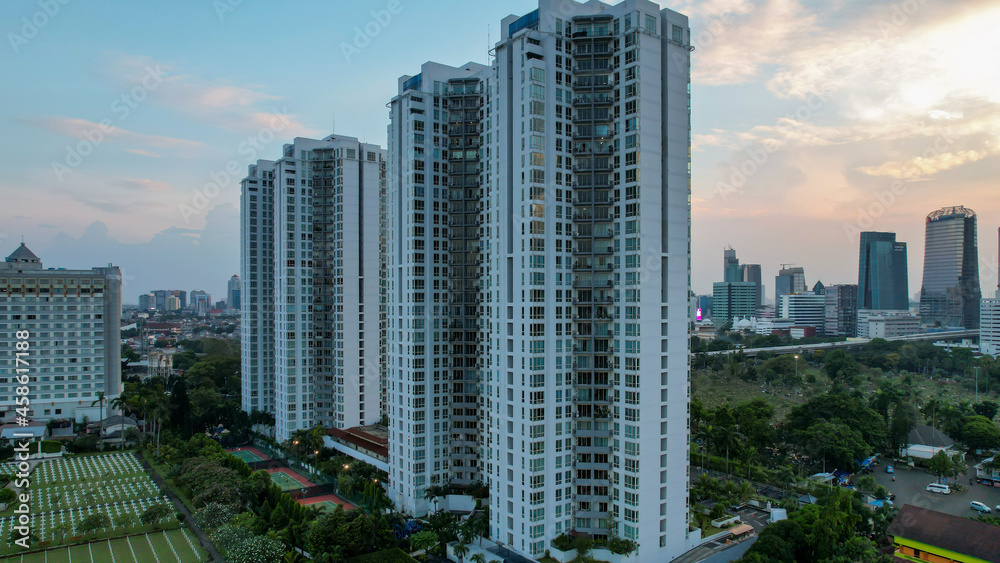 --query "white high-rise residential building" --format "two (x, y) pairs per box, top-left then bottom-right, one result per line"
(242, 158), (276, 419)
(386, 1), (692, 559)
(982, 299), (1000, 356)
(241, 134), (387, 441)
(0, 243), (122, 422)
